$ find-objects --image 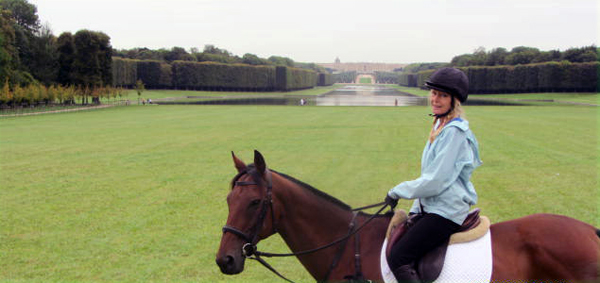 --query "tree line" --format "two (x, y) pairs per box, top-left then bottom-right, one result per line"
(399, 61), (599, 93)
(113, 45), (328, 74)
(0, 0), (332, 107)
(1, 0), (113, 104)
(450, 46), (598, 67)
(398, 46), (599, 93)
